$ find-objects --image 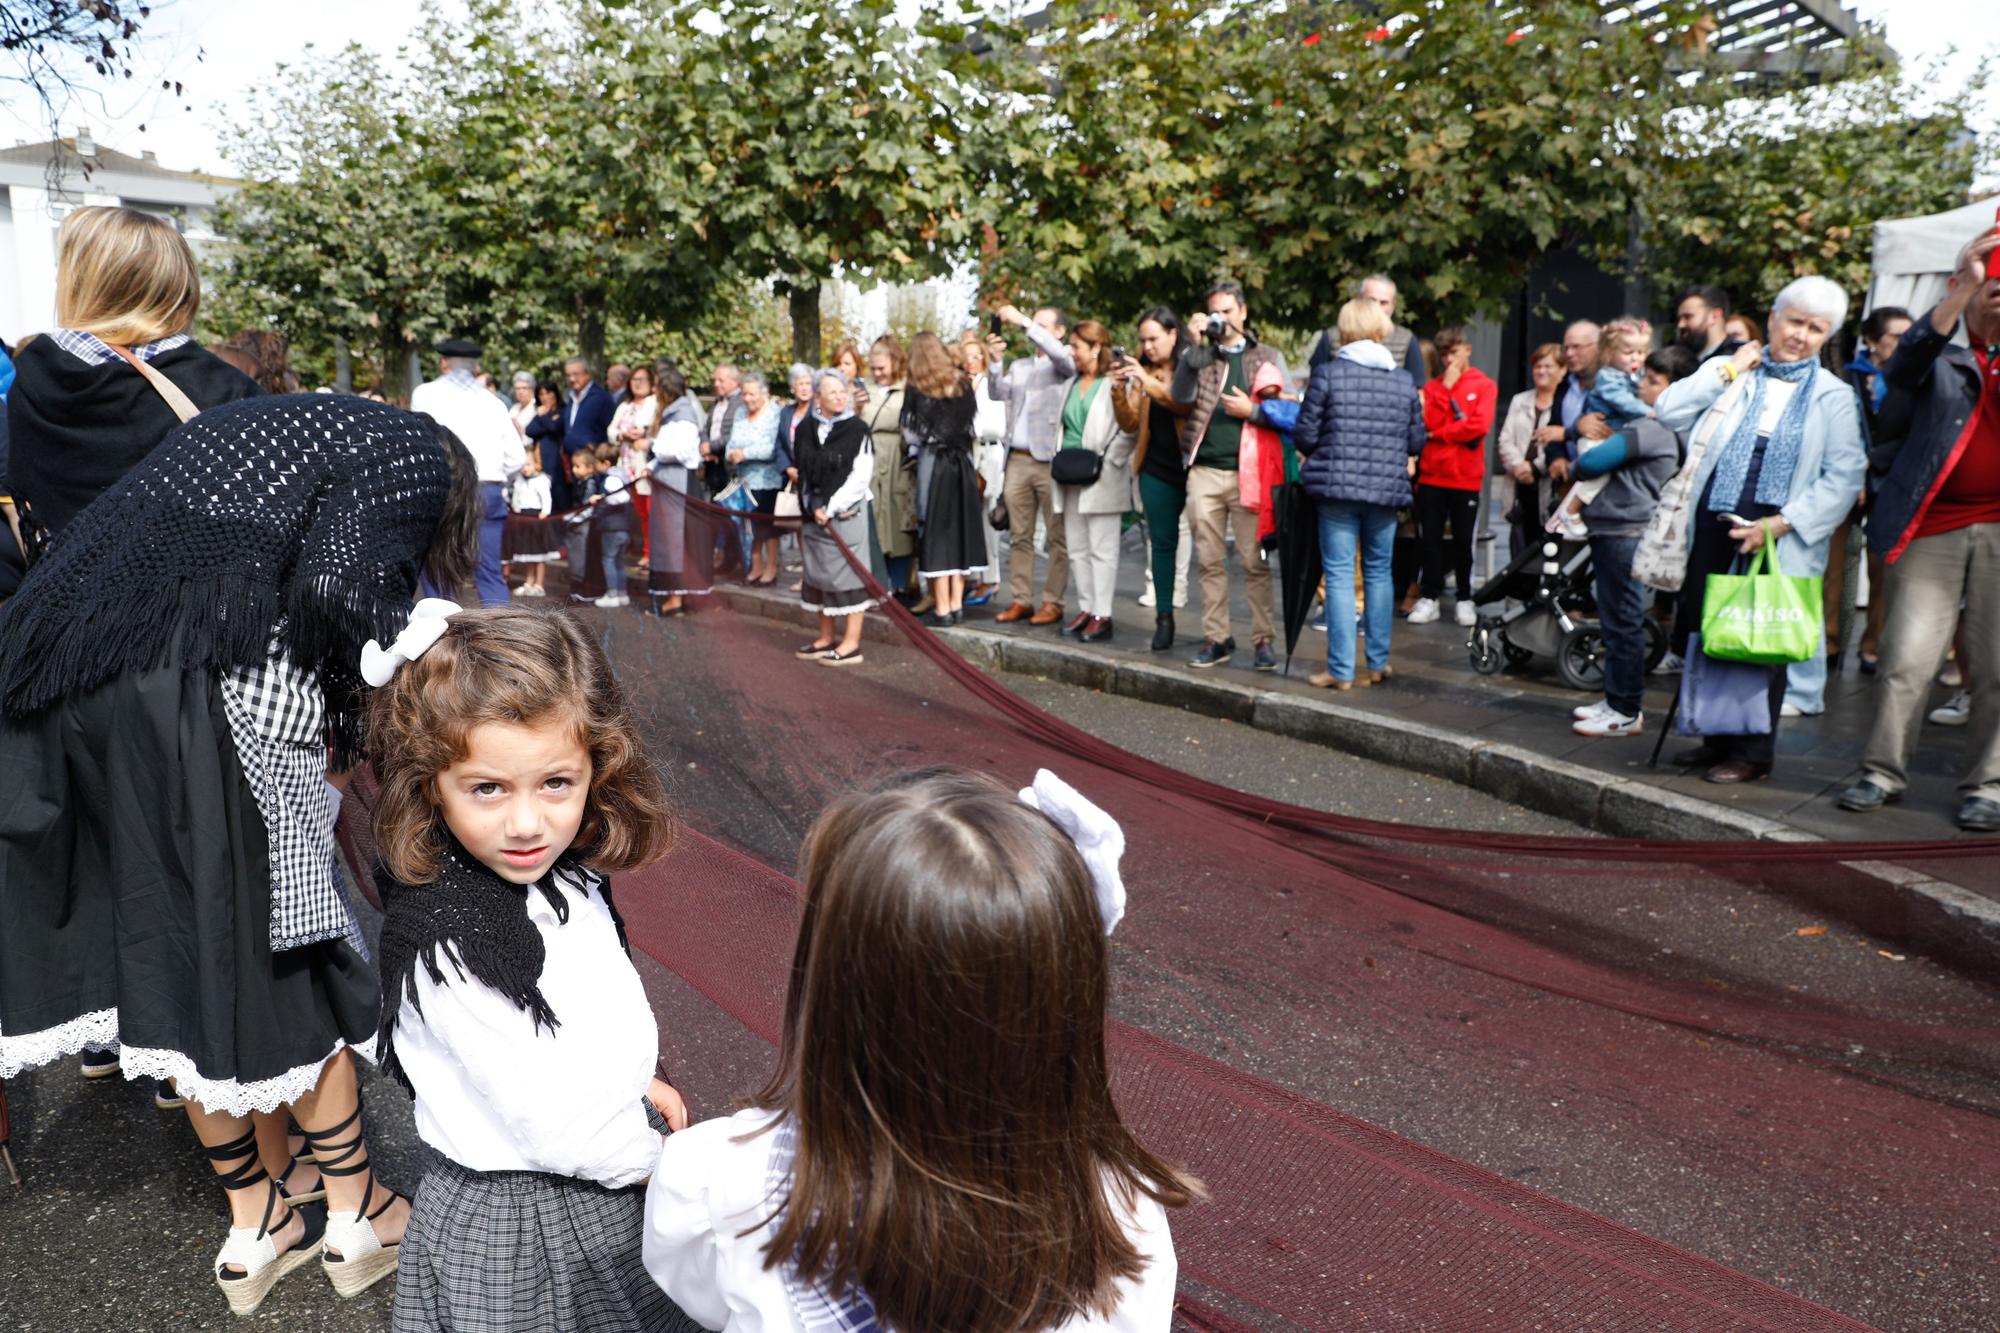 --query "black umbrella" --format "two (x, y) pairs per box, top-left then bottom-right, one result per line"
(1272, 479), (1323, 675)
